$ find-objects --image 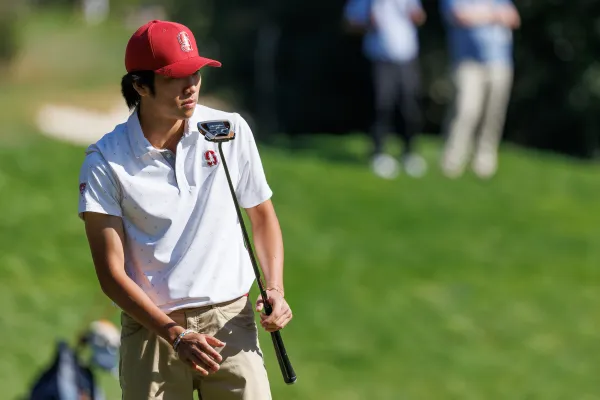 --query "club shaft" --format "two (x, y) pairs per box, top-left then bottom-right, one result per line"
(217, 143), (297, 384)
